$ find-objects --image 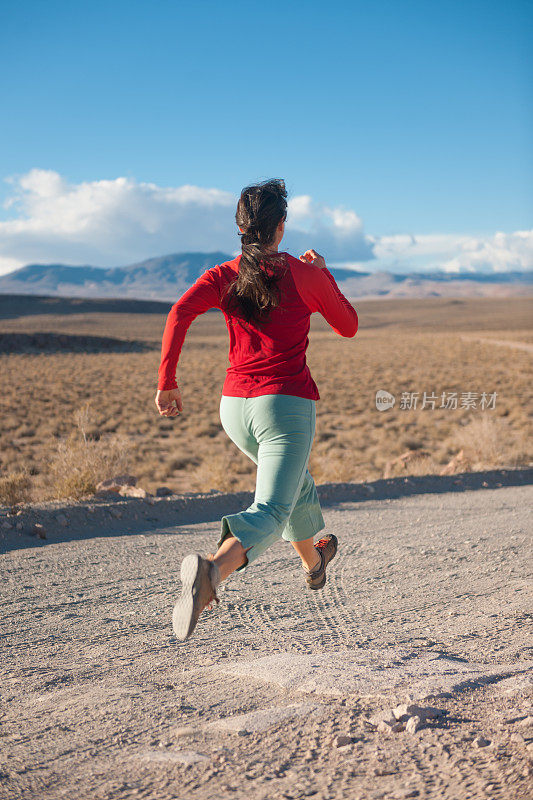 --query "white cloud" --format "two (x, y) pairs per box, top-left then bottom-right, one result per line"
(0, 169), (531, 276)
(285, 194), (373, 261)
(287, 194), (314, 222)
(439, 230), (533, 273)
(363, 231), (533, 274)
(0, 170), (238, 271)
(0, 170), (373, 273)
